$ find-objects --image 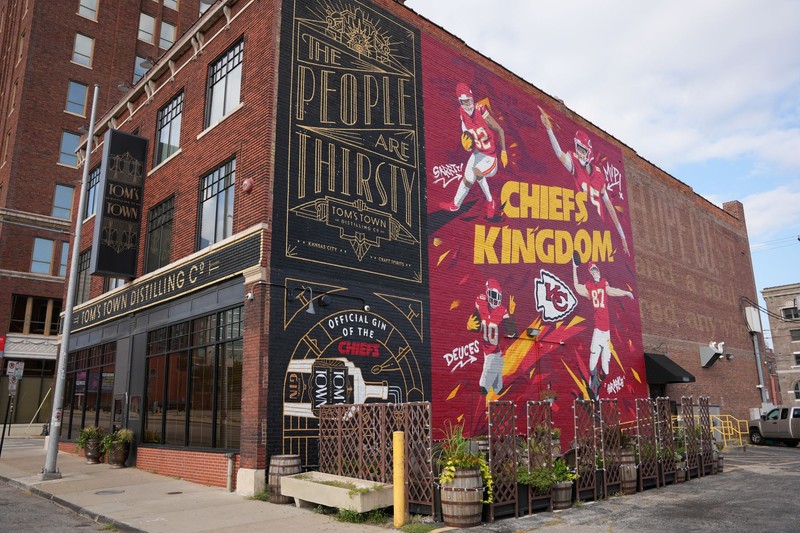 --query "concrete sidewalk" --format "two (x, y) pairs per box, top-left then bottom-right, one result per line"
(0, 437), (389, 533)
